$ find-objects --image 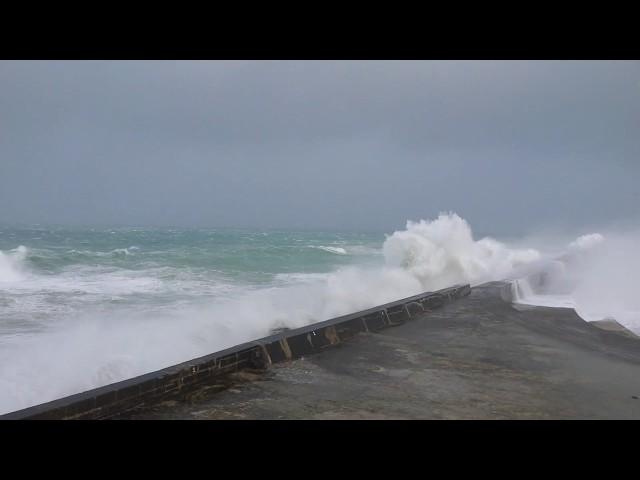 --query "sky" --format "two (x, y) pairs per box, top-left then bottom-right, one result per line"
(1, 60), (638, 235)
